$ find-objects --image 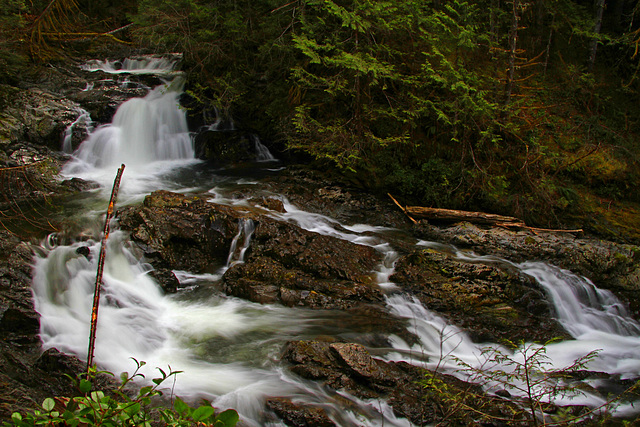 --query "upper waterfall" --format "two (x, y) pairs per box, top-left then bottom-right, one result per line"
(63, 56), (197, 200)
(80, 54), (183, 75)
(67, 78), (193, 168)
